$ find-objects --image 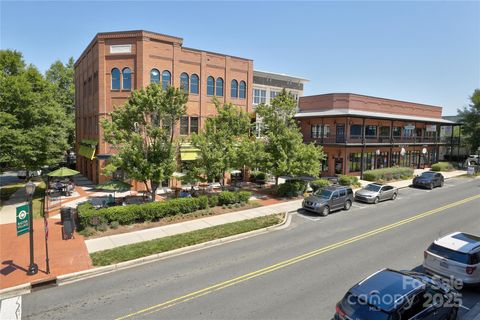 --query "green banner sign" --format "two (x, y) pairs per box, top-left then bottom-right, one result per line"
(16, 204), (30, 236)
